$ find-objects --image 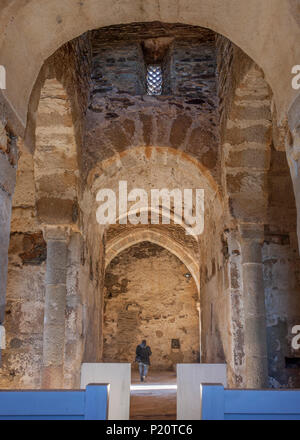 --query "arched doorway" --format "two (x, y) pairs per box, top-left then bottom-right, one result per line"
(103, 241), (200, 369)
